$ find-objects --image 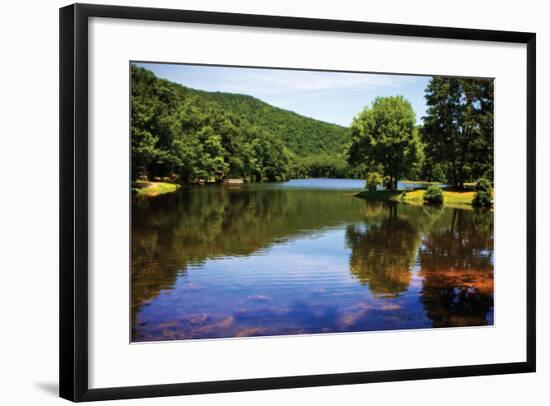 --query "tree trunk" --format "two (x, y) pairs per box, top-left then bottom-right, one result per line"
(389, 175), (395, 191)
(457, 160), (465, 189)
(450, 160), (459, 189)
